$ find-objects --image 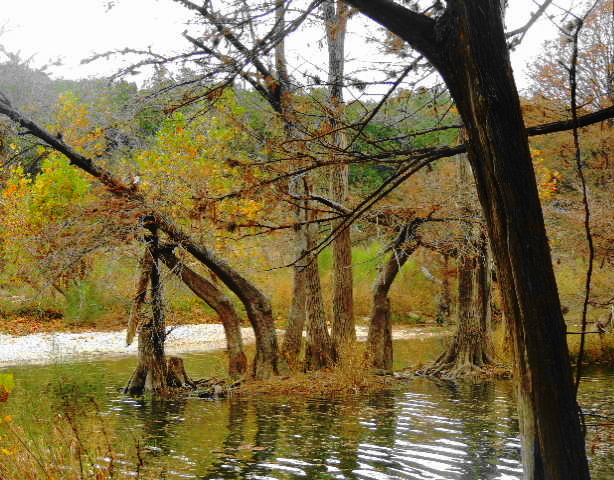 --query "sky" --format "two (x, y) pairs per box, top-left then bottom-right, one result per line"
(0, 0), (582, 91)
